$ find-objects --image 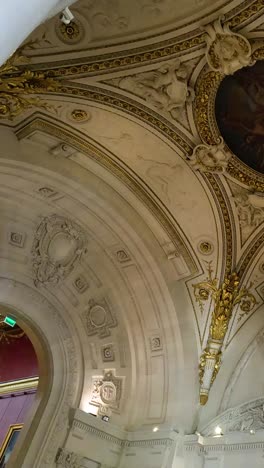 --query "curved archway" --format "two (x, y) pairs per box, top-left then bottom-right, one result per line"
(0, 279), (83, 467)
